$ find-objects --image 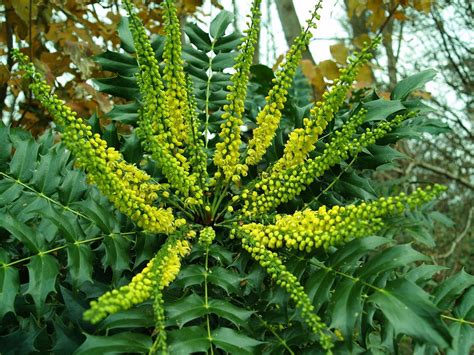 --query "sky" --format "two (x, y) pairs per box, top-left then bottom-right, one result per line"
(199, 0), (344, 65)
